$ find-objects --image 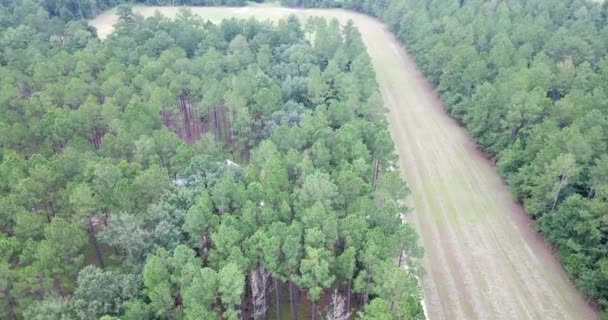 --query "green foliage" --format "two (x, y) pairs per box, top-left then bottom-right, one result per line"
(360, 298), (392, 320)
(297, 247), (335, 302)
(219, 263), (245, 320)
(0, 2), (423, 318)
(36, 218), (87, 277)
(283, 0), (608, 310)
(71, 266), (139, 319)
